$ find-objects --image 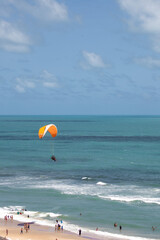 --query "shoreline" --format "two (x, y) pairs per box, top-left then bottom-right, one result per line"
(0, 217), (158, 240)
(0, 217), (129, 240)
(0, 208), (159, 240)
